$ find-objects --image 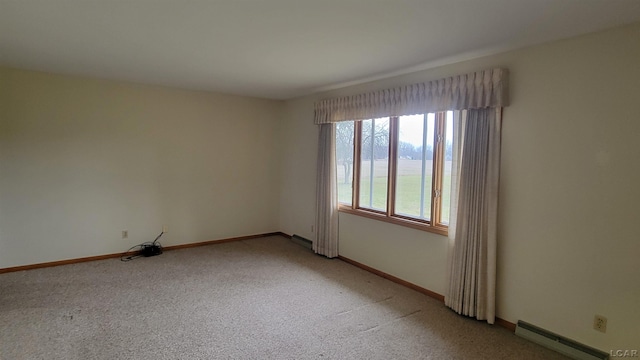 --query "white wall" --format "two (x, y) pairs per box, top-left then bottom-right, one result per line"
(277, 23), (640, 352)
(276, 97), (318, 241)
(0, 67), (283, 268)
